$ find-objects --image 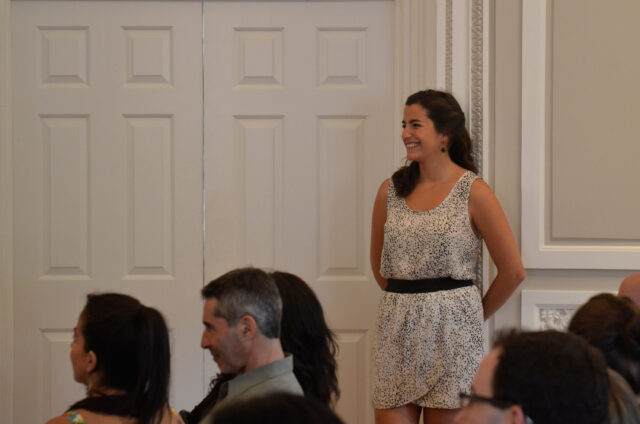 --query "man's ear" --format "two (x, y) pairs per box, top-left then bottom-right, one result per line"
(506, 405), (529, 424)
(238, 315), (257, 340)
